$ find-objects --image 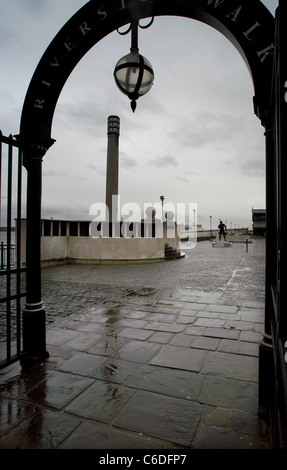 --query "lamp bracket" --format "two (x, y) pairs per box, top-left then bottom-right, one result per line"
(117, 17), (154, 36)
